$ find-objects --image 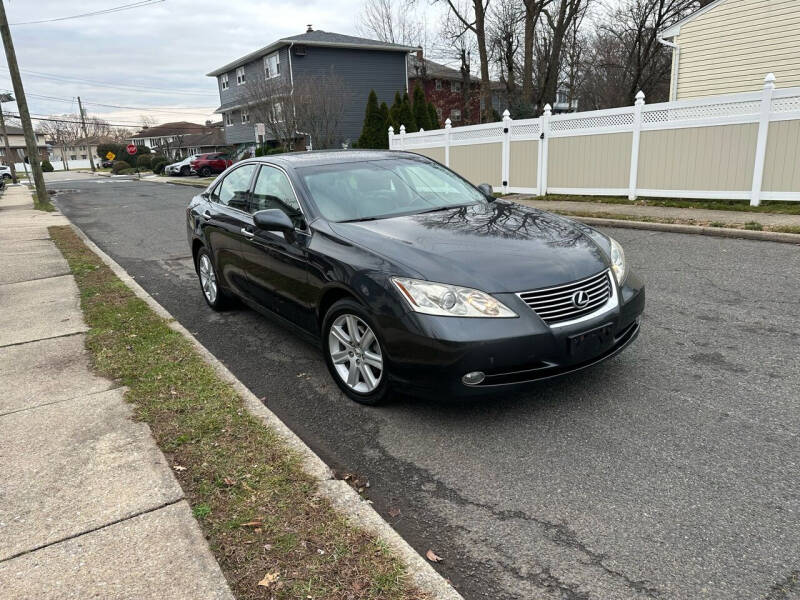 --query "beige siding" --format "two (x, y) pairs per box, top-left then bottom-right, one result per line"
(637, 123), (757, 191)
(412, 147), (445, 164)
(548, 133), (631, 189)
(509, 140), (538, 188)
(675, 0), (800, 99)
(762, 120), (800, 192)
(449, 143), (502, 186)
